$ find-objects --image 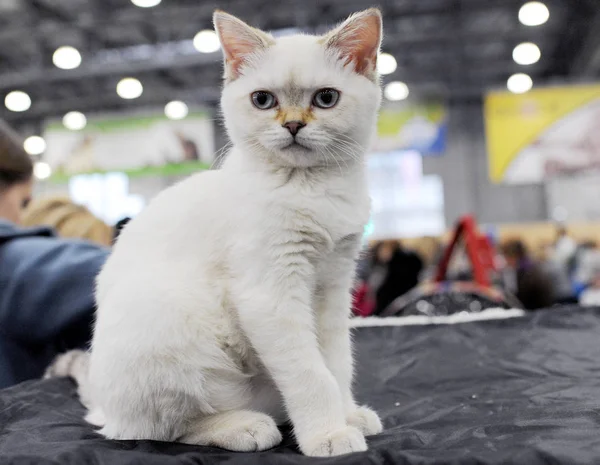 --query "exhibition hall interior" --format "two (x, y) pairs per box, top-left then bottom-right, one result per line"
(1, 1), (600, 464)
